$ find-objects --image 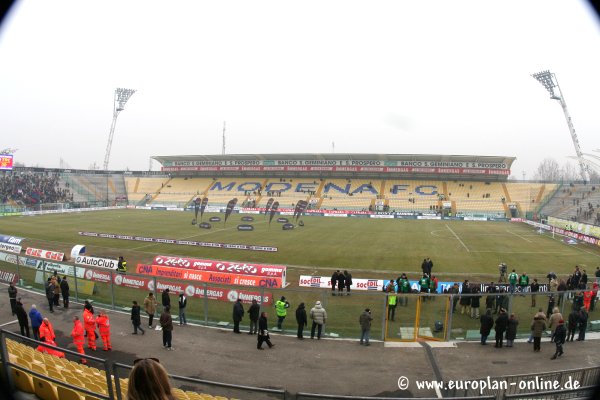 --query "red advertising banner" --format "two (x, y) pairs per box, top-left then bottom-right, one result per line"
(83, 268), (112, 283)
(162, 165), (510, 175)
(80, 267), (273, 304)
(113, 274), (152, 289)
(136, 264), (283, 288)
(182, 284), (272, 305)
(152, 255), (286, 278)
(26, 247), (65, 261)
